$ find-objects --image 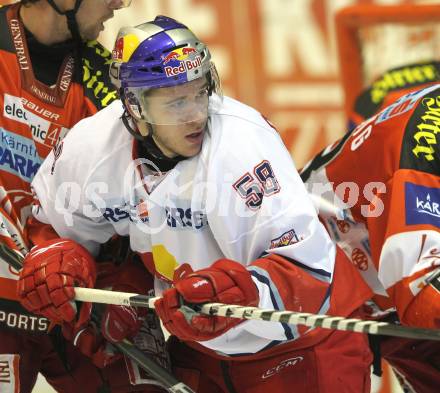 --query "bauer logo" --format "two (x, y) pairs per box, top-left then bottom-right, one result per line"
(405, 182), (440, 228)
(4, 94), (60, 122)
(3, 94), (68, 147)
